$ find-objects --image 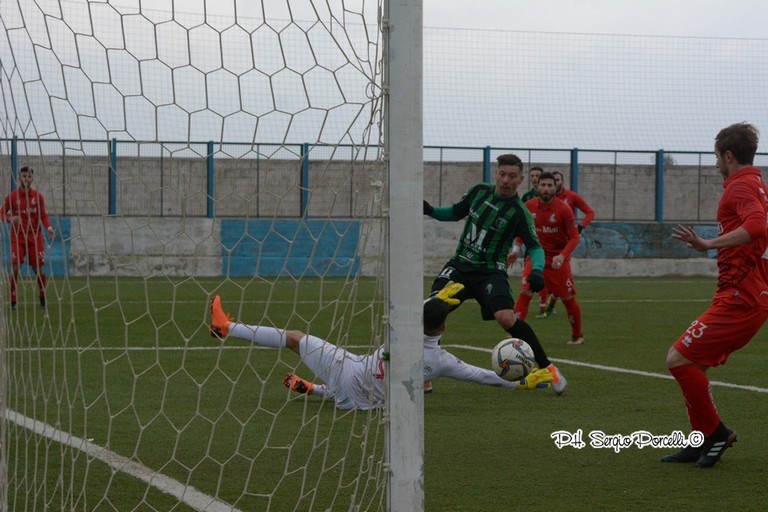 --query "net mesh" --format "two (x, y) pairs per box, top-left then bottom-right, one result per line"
(0, 1), (388, 510)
